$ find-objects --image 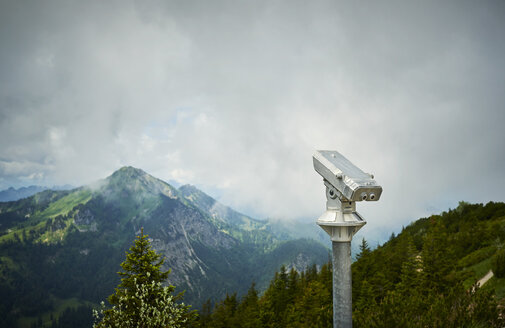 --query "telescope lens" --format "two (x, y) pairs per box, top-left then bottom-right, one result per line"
(369, 193), (375, 200)
(360, 192), (367, 200)
(328, 188), (337, 199)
